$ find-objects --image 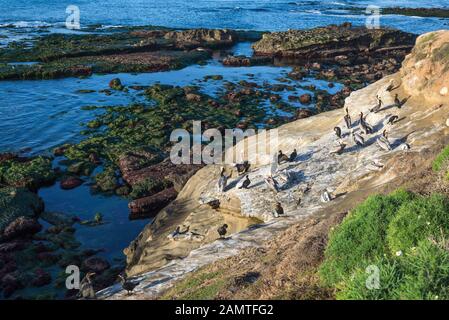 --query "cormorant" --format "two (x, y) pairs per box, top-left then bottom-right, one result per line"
(370, 96), (382, 113)
(321, 190), (332, 203)
(239, 175), (251, 189)
(118, 274), (138, 295)
(394, 94), (401, 106)
(217, 167), (228, 193)
(289, 149), (298, 162)
(272, 202), (284, 218)
(217, 224), (228, 238)
(387, 115), (399, 125)
(330, 141), (346, 155)
(278, 150), (289, 164)
(376, 130), (392, 151)
(235, 161), (250, 175)
(344, 107), (351, 129)
(78, 272), (96, 299)
(265, 176), (280, 193)
(334, 126), (342, 139)
(352, 131), (365, 146)
(360, 112), (373, 134)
